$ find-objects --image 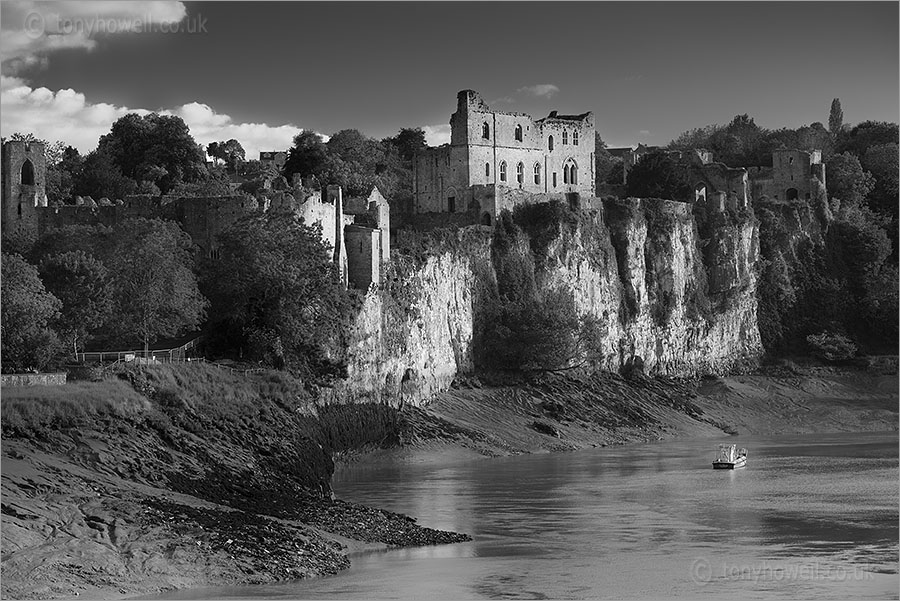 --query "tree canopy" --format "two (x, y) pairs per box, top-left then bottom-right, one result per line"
(201, 212), (353, 376)
(1, 253), (62, 372)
